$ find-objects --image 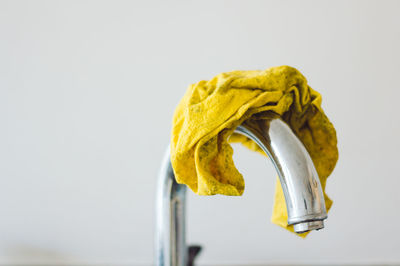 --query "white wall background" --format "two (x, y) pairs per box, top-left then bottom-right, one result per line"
(1, 1), (400, 265)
